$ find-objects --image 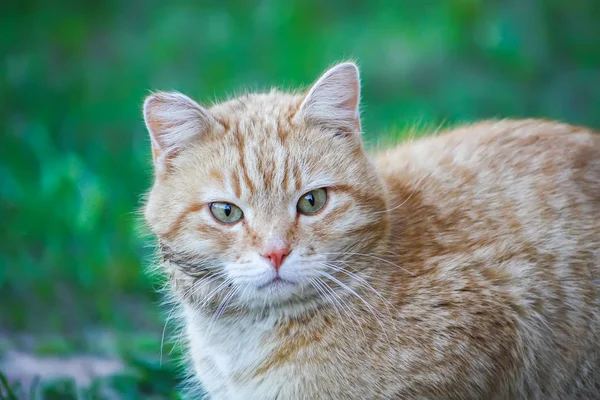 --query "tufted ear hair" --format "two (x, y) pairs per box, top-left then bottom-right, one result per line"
(143, 91), (218, 173)
(295, 62), (361, 135)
